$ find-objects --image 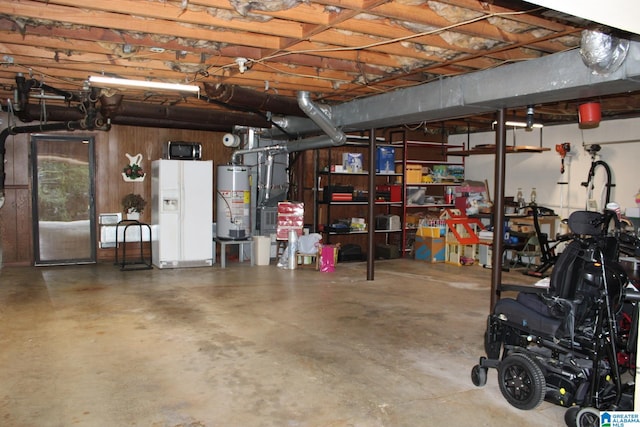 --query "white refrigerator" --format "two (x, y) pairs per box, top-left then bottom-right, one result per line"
(151, 159), (213, 268)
